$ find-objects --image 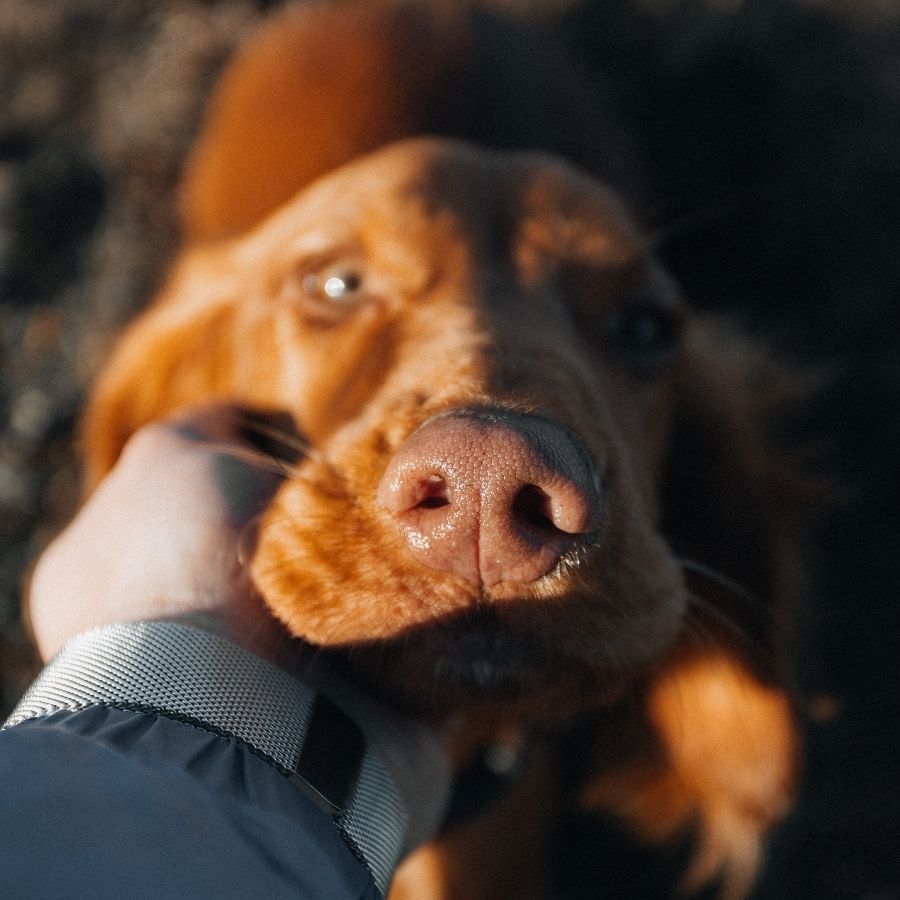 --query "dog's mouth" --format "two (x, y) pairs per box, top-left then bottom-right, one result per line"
(340, 609), (560, 713)
(404, 619), (546, 689)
